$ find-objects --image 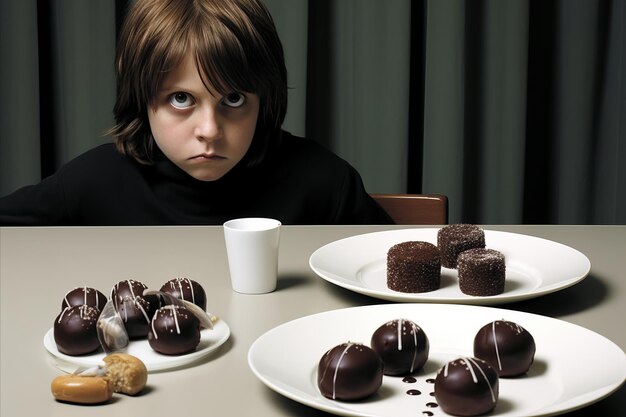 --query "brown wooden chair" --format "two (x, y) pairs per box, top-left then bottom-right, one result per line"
(371, 194), (448, 225)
